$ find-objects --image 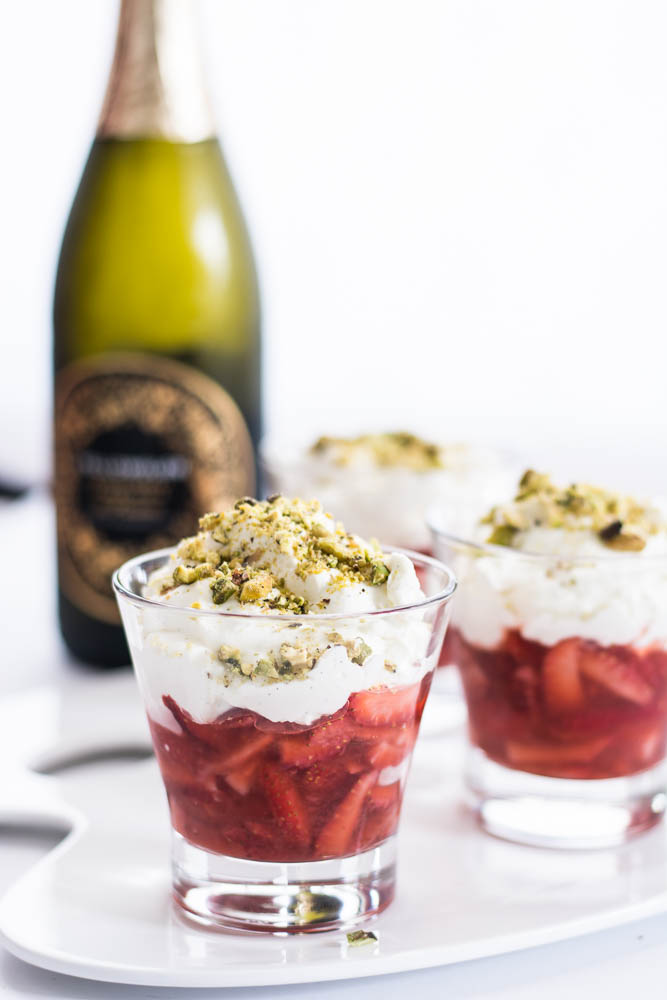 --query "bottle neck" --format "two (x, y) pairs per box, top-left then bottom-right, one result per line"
(97, 0), (215, 142)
